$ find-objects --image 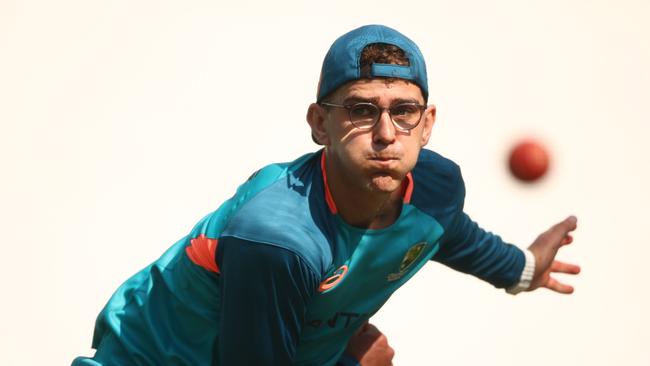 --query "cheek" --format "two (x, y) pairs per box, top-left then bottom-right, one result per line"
(332, 129), (367, 153)
(336, 140), (368, 167)
(403, 149), (419, 170)
(329, 134), (361, 161)
(399, 138), (423, 169)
